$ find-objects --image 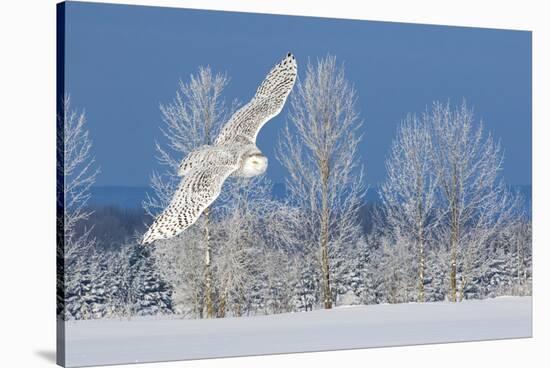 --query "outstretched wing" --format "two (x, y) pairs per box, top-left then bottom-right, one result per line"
(215, 53), (297, 146)
(142, 163), (237, 244)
